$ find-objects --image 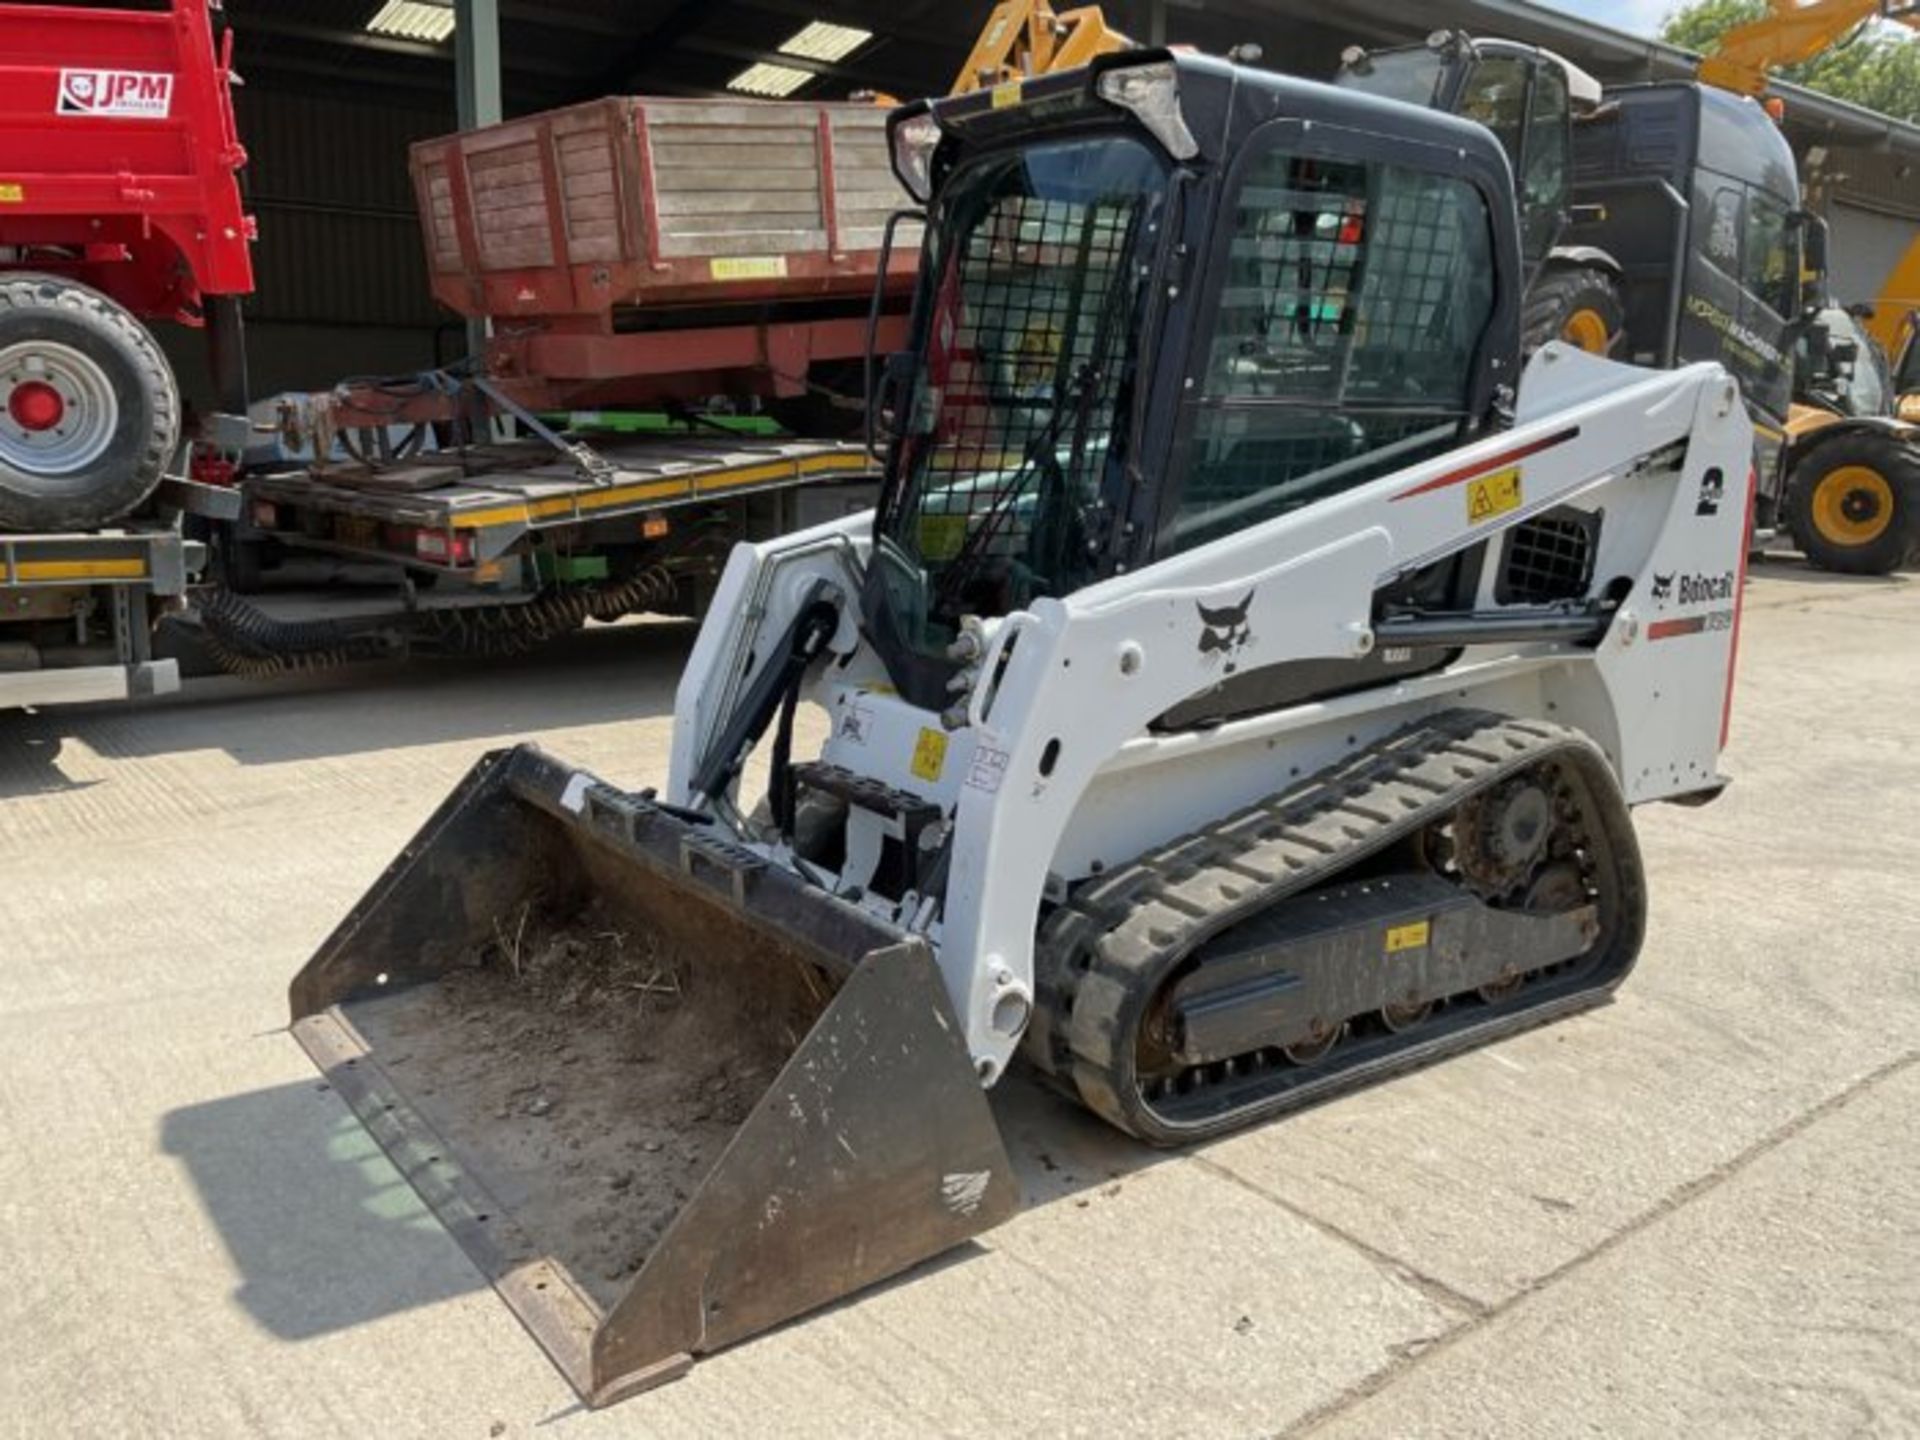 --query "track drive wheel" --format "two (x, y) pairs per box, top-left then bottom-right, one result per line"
(1788, 435), (1918, 575)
